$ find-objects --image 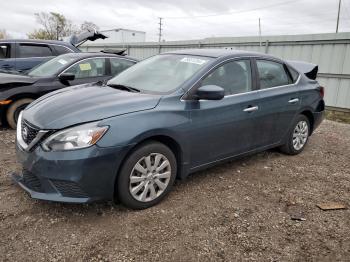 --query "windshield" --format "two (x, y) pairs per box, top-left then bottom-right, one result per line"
(107, 54), (213, 93)
(28, 55), (76, 77)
